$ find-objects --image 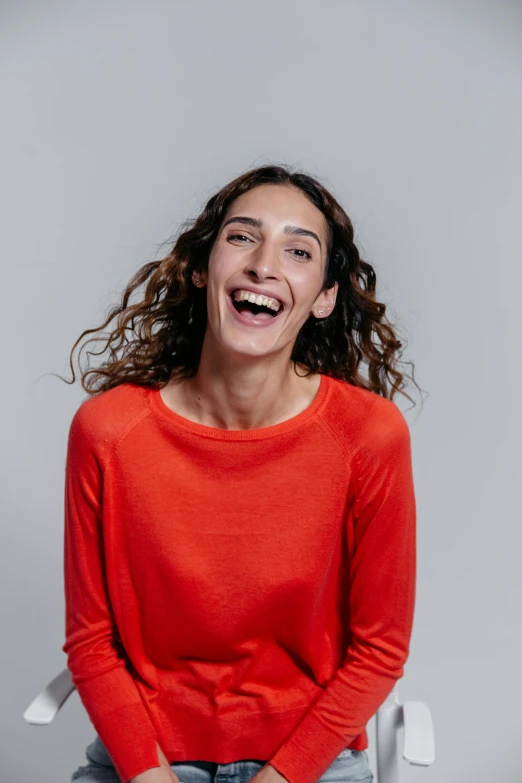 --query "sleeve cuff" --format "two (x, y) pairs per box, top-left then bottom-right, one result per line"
(268, 710), (357, 783)
(87, 702), (161, 783)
